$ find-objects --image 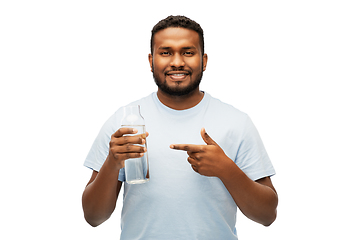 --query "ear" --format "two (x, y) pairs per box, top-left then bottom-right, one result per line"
(148, 54), (153, 72)
(202, 54), (208, 71)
